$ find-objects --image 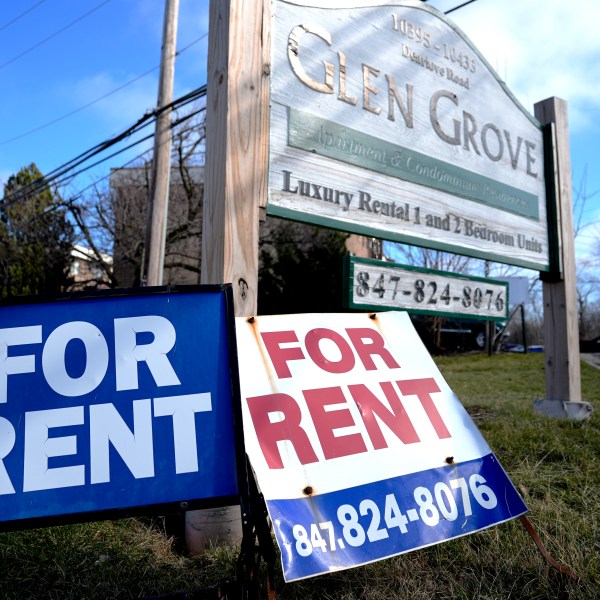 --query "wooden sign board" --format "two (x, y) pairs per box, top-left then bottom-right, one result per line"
(267, 0), (549, 271)
(346, 256), (509, 320)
